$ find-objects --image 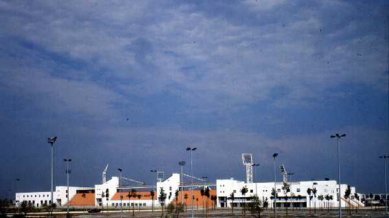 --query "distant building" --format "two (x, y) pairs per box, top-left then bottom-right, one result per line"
(15, 186), (92, 207)
(216, 178), (364, 208)
(15, 173), (364, 209)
